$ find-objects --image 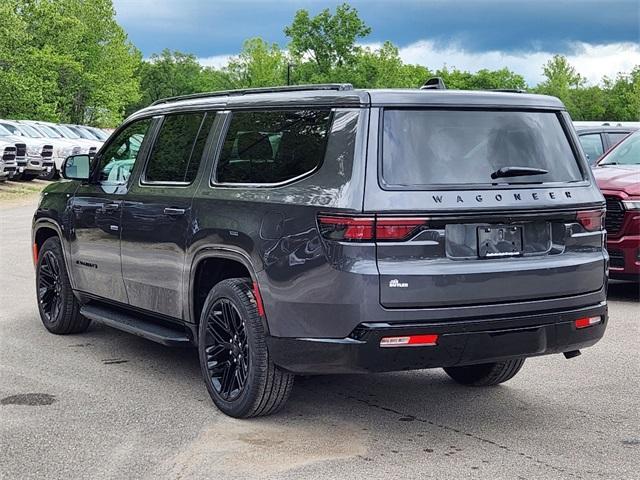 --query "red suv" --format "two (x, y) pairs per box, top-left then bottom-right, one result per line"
(593, 131), (640, 281)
